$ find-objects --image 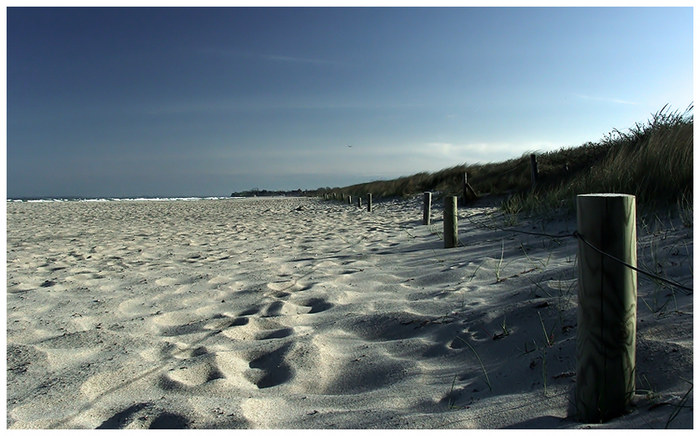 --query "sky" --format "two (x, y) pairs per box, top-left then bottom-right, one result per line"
(6, 6), (694, 198)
